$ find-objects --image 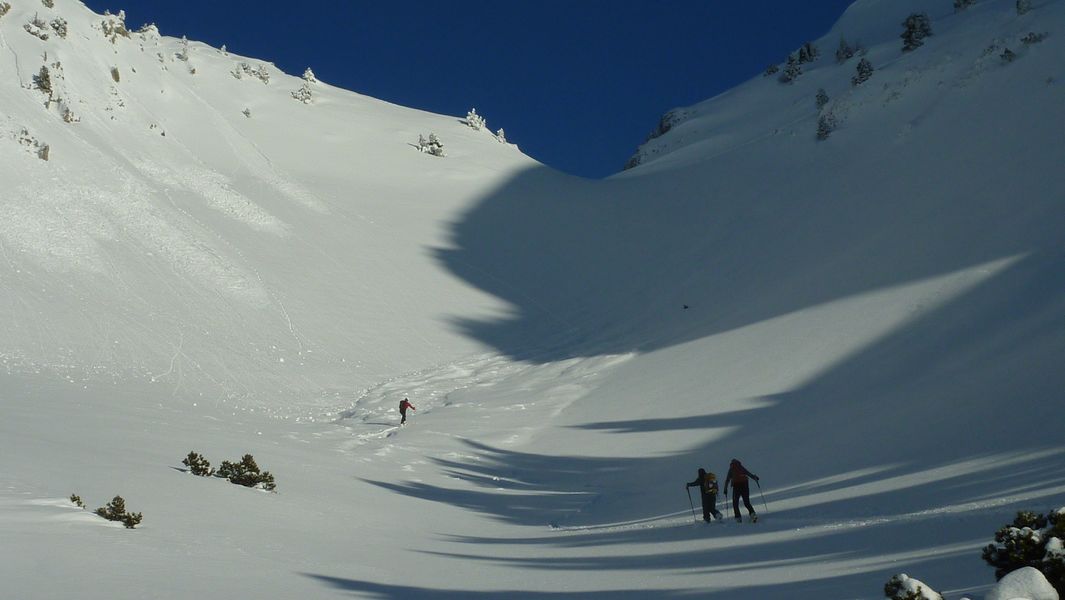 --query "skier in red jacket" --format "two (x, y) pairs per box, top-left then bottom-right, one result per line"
(399, 398), (416, 425)
(724, 458), (760, 523)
